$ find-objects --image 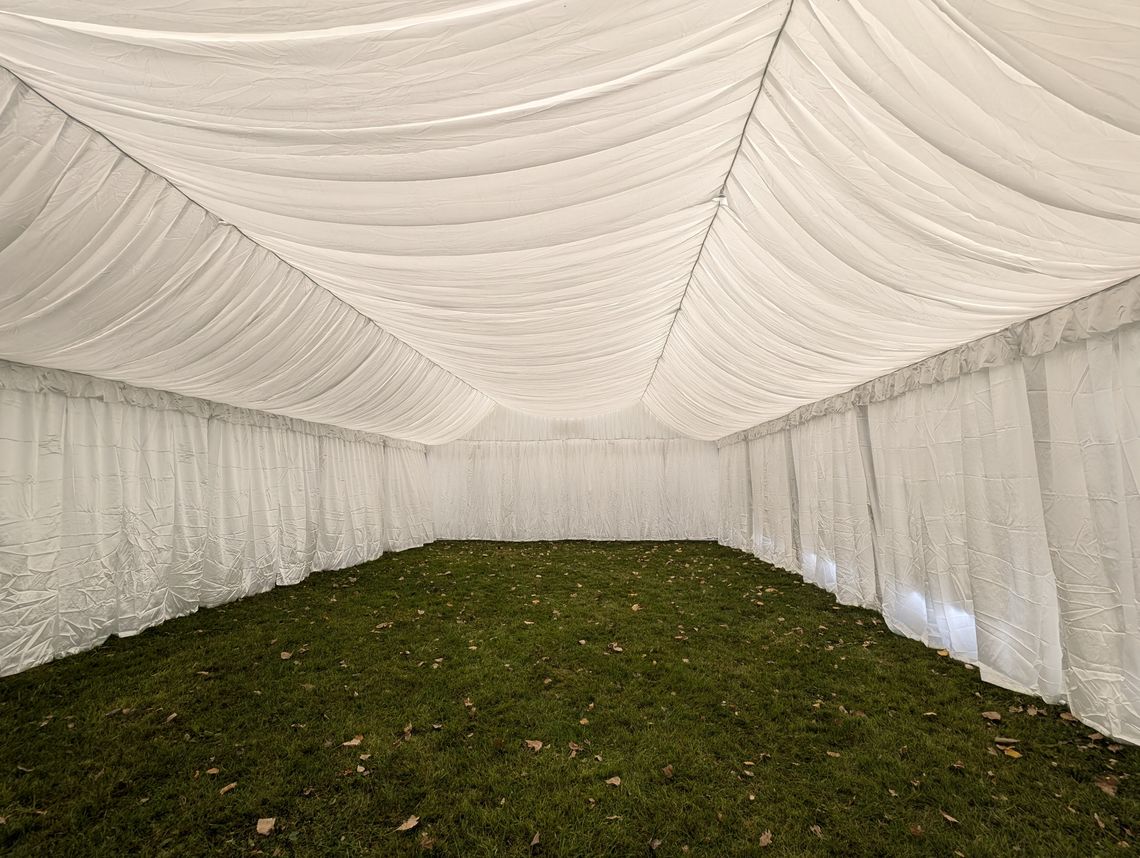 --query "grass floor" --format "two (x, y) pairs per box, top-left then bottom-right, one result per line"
(0, 541), (1136, 856)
